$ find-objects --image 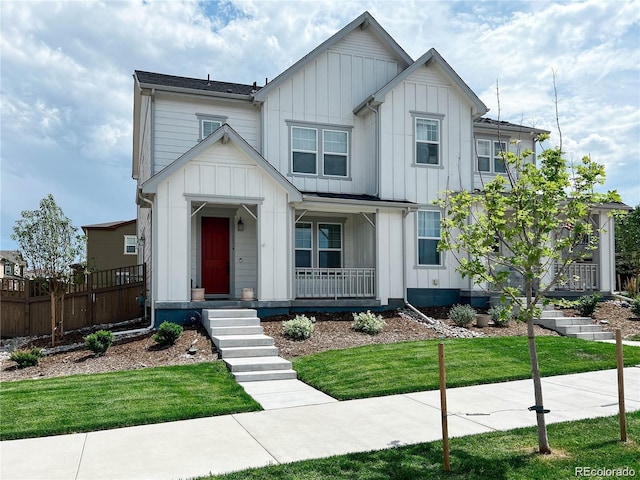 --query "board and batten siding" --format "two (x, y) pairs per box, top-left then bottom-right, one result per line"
(261, 27), (401, 196)
(375, 210), (405, 304)
(153, 141), (290, 302)
(153, 94), (259, 175)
